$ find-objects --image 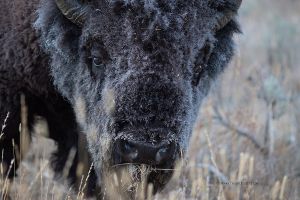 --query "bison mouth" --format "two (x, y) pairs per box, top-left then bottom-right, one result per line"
(107, 163), (176, 197)
(106, 127), (180, 195)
